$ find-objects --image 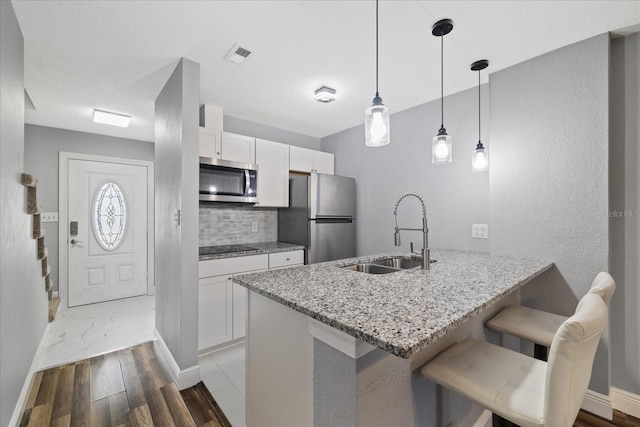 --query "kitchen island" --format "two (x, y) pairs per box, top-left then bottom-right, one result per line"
(233, 249), (553, 427)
